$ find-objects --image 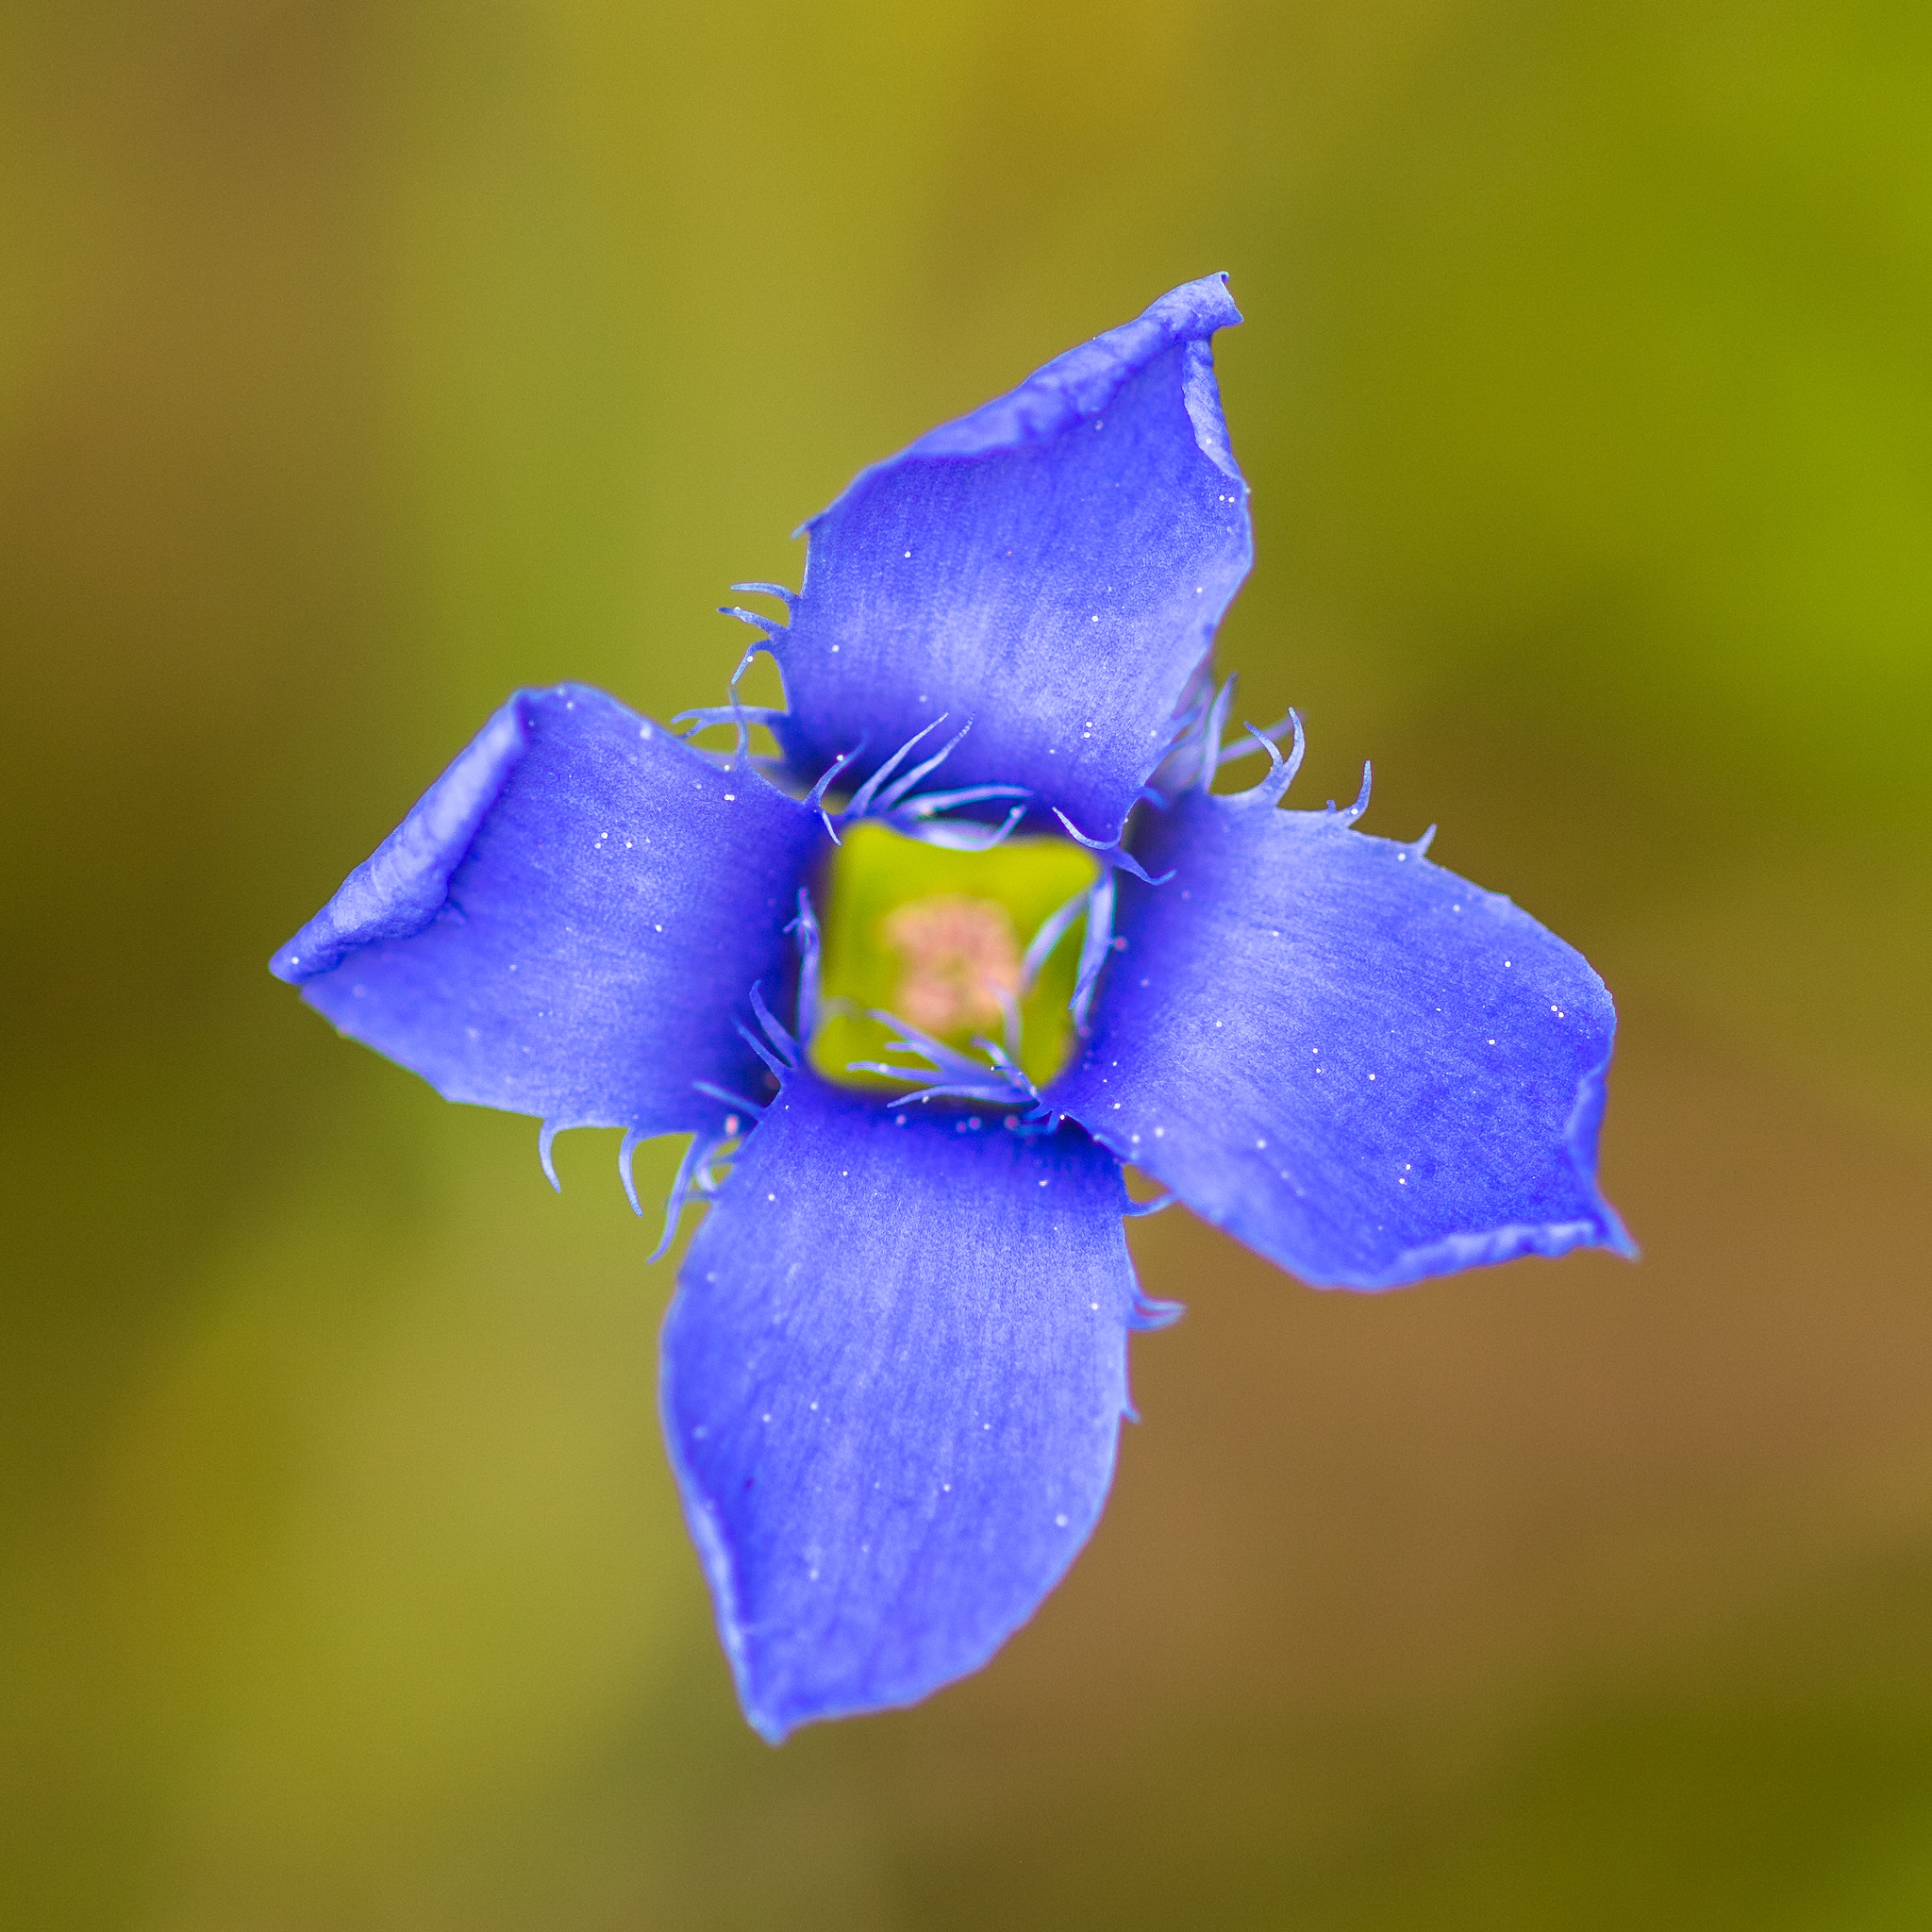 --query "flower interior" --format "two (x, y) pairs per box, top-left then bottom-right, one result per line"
(810, 822), (1099, 1091)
